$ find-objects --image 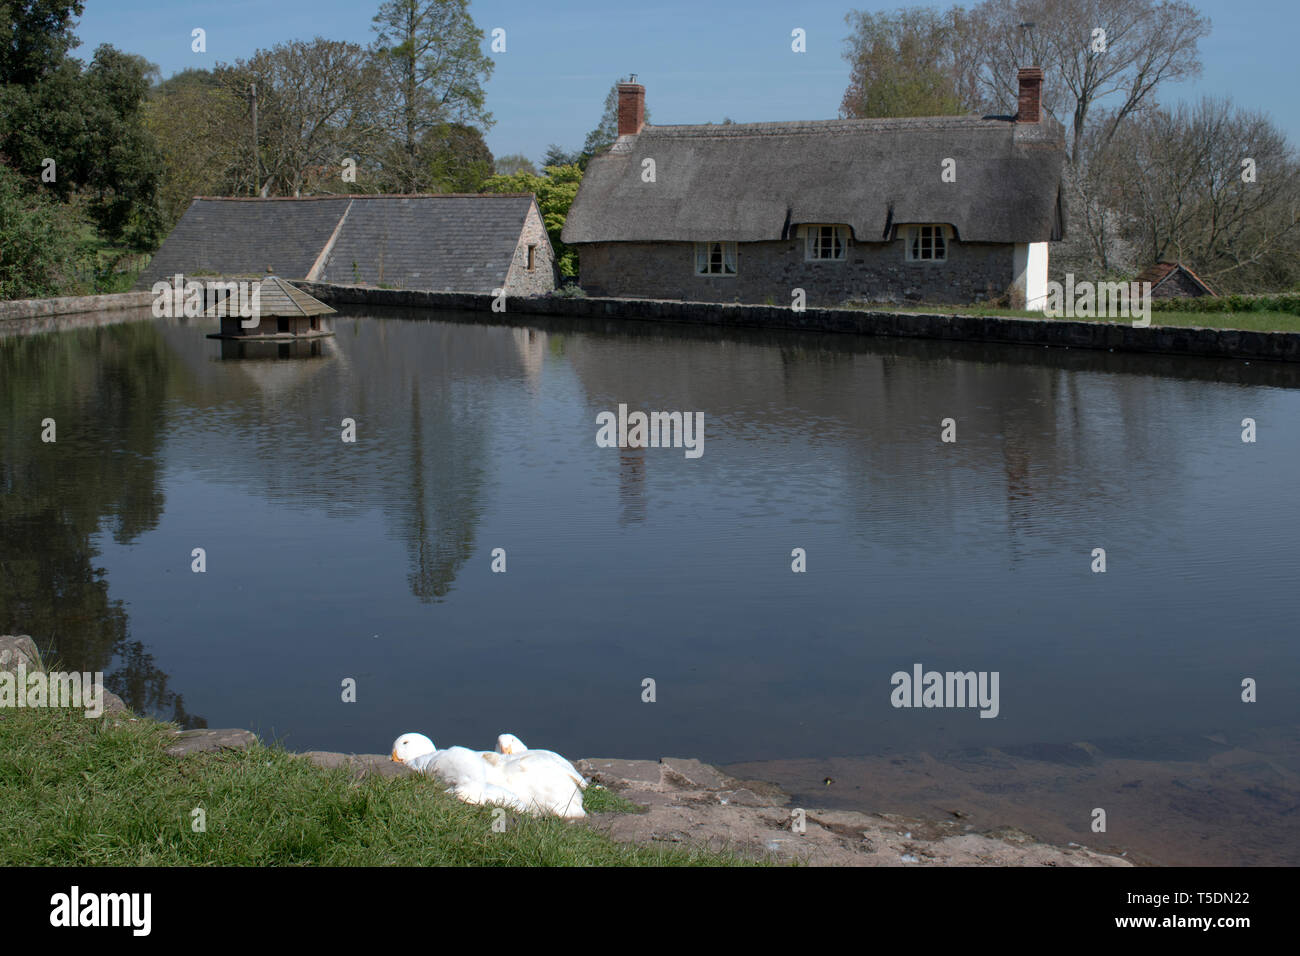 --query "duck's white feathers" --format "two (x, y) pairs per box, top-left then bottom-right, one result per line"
(481, 751), (586, 819)
(493, 734), (588, 790)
